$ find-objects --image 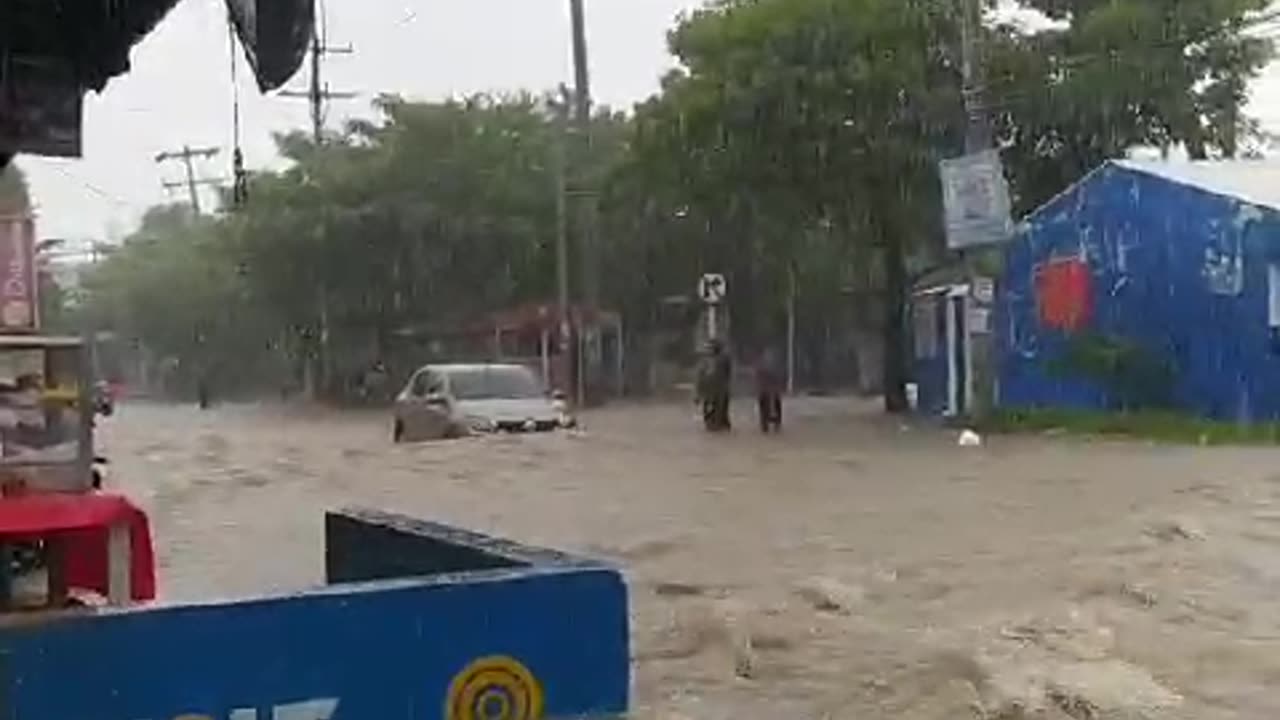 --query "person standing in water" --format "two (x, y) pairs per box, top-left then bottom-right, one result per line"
(755, 347), (783, 433)
(697, 338), (733, 431)
(196, 373), (211, 410)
